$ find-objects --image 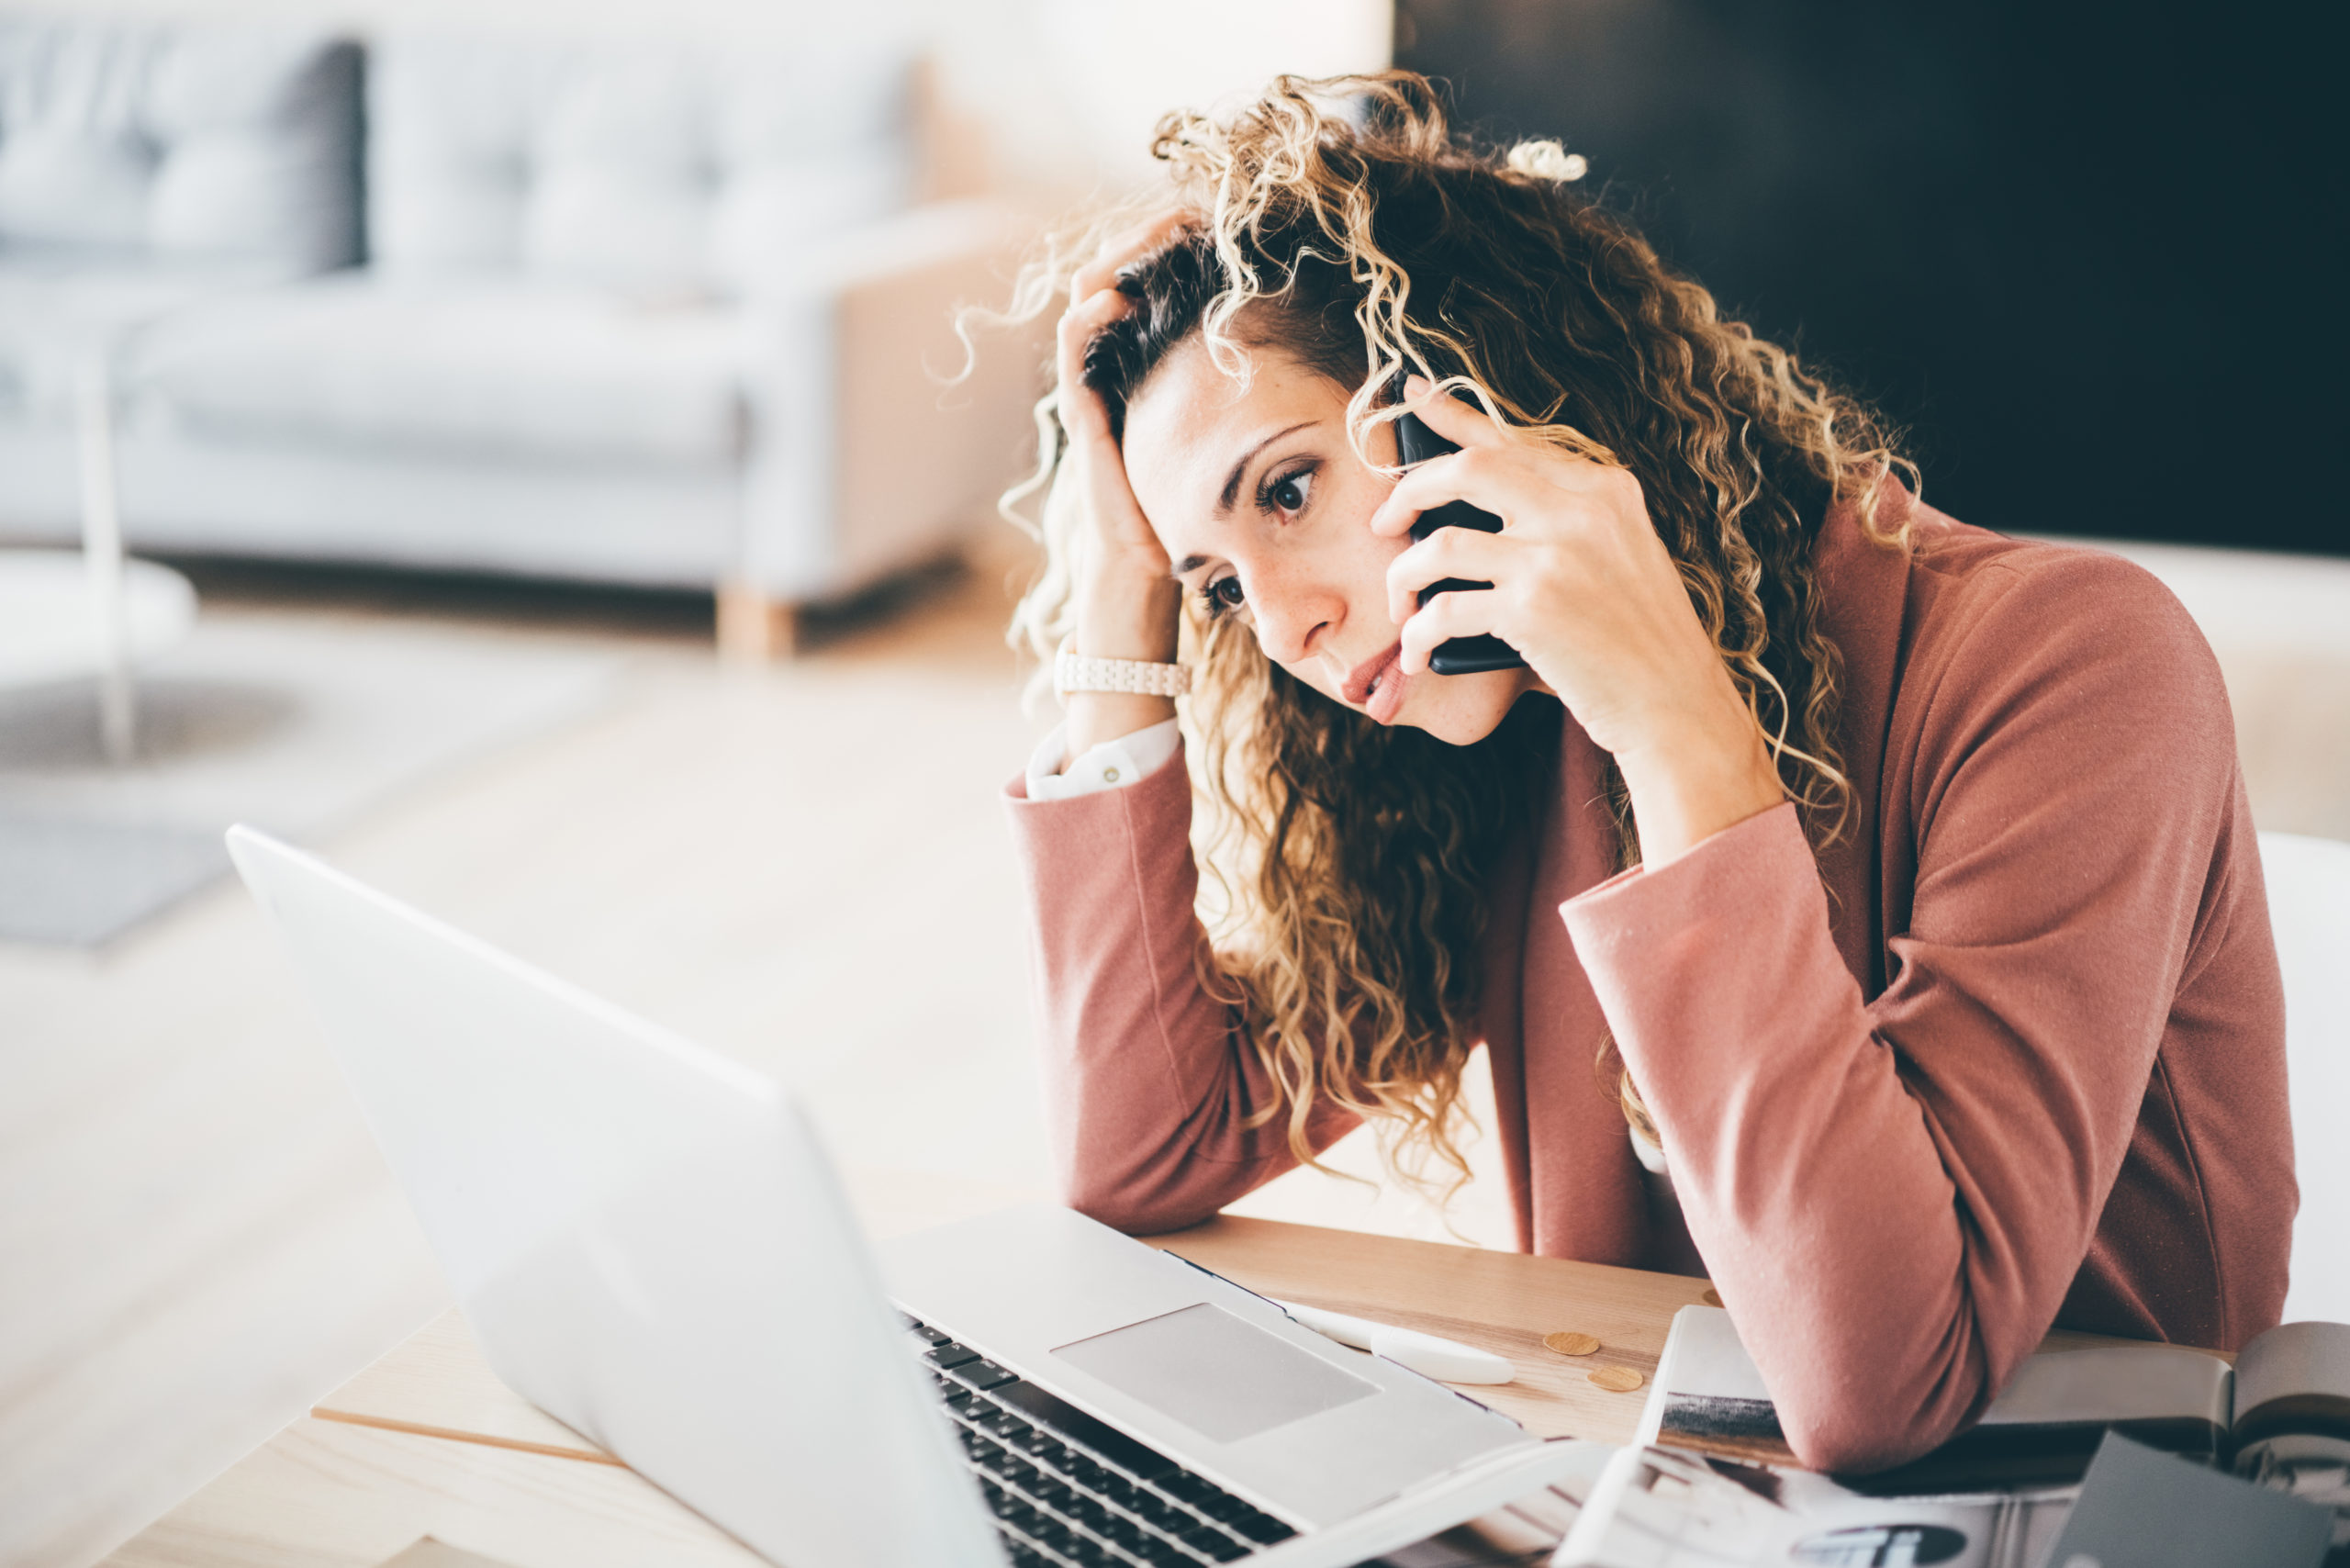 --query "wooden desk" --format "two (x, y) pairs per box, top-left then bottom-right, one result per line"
(105, 1419), (754, 1568)
(295, 1215), (1713, 1472)
(106, 1168), (2184, 1568)
(106, 1204), (1707, 1566)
